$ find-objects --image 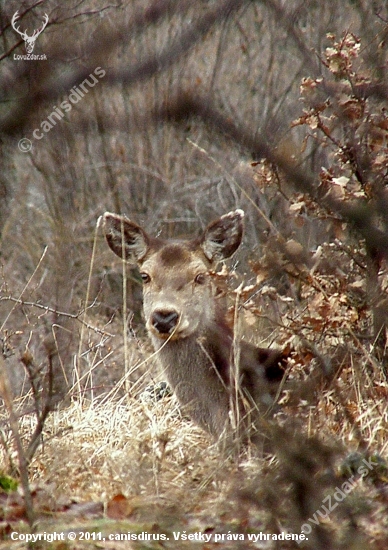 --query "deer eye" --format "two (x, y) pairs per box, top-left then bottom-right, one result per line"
(194, 273), (206, 285)
(140, 272), (151, 284)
